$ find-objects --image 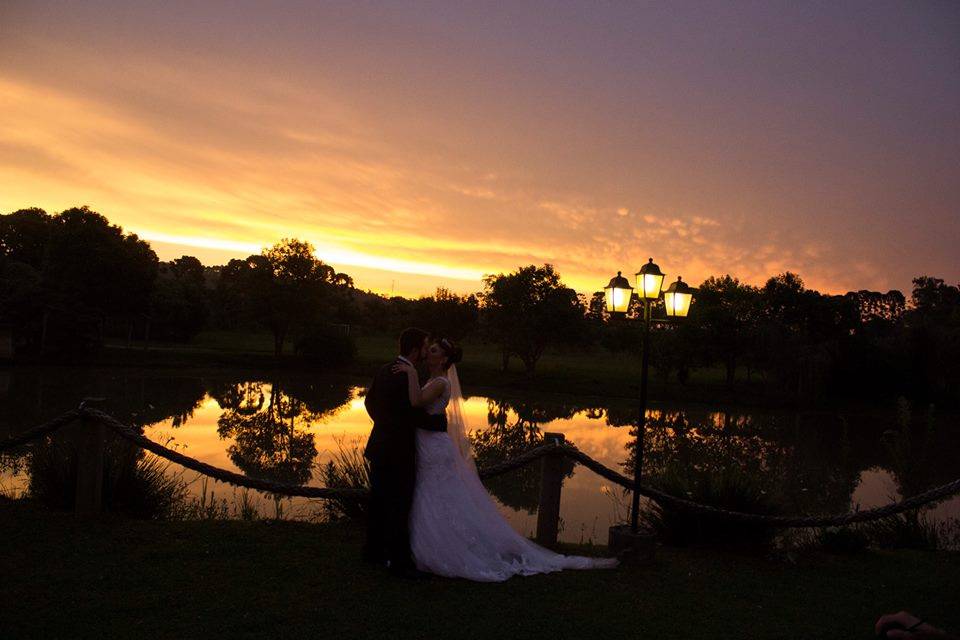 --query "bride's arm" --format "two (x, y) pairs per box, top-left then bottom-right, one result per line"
(393, 364), (445, 407)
